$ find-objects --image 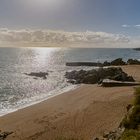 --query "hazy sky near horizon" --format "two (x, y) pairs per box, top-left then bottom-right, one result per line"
(1, 0), (140, 36)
